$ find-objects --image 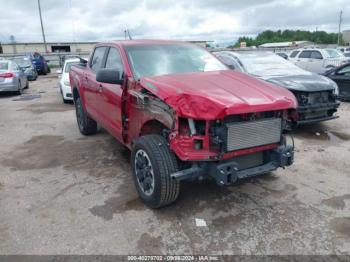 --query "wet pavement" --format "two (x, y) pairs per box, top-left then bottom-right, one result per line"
(0, 74), (349, 255)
